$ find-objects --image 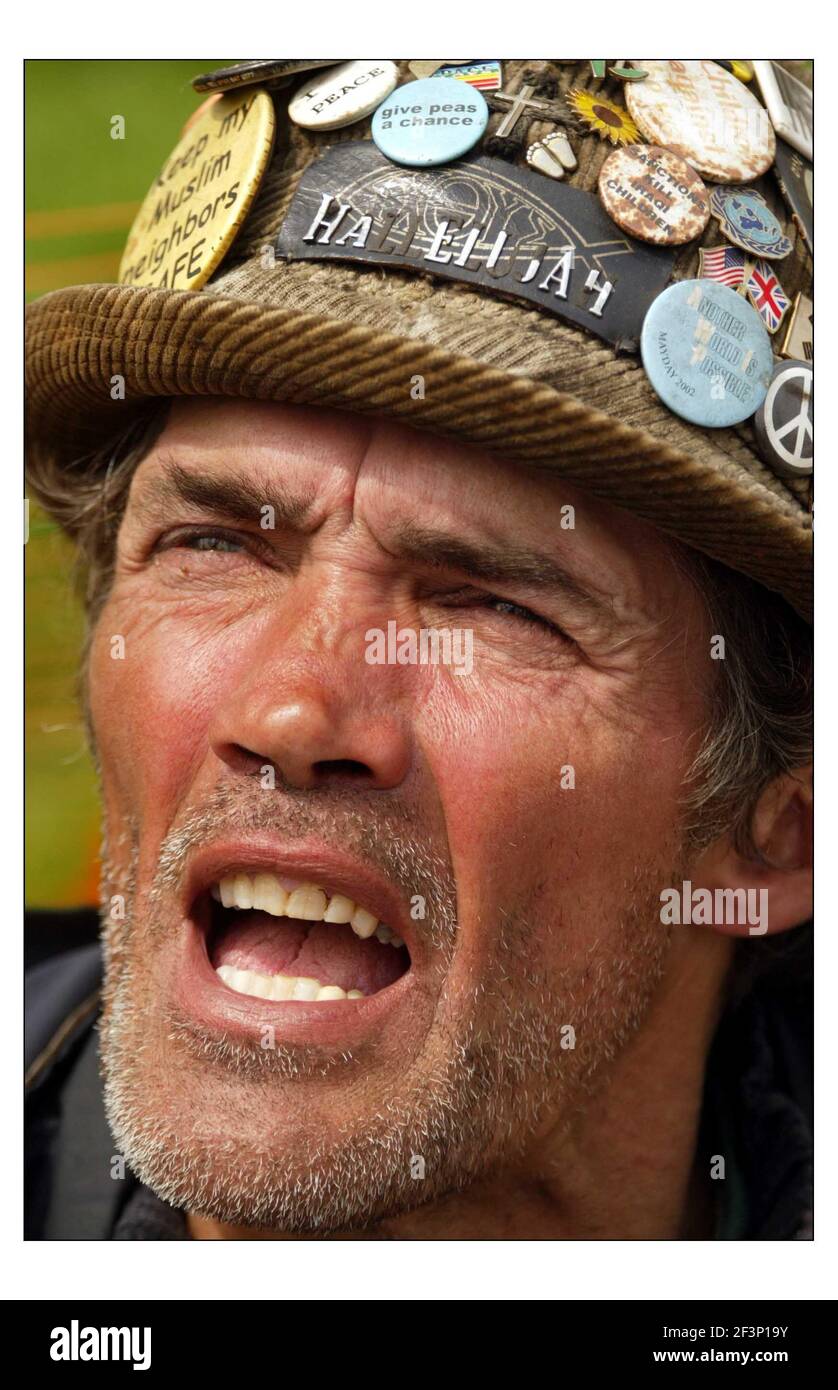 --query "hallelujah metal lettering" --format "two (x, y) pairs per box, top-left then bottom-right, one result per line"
(276, 144), (676, 349)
